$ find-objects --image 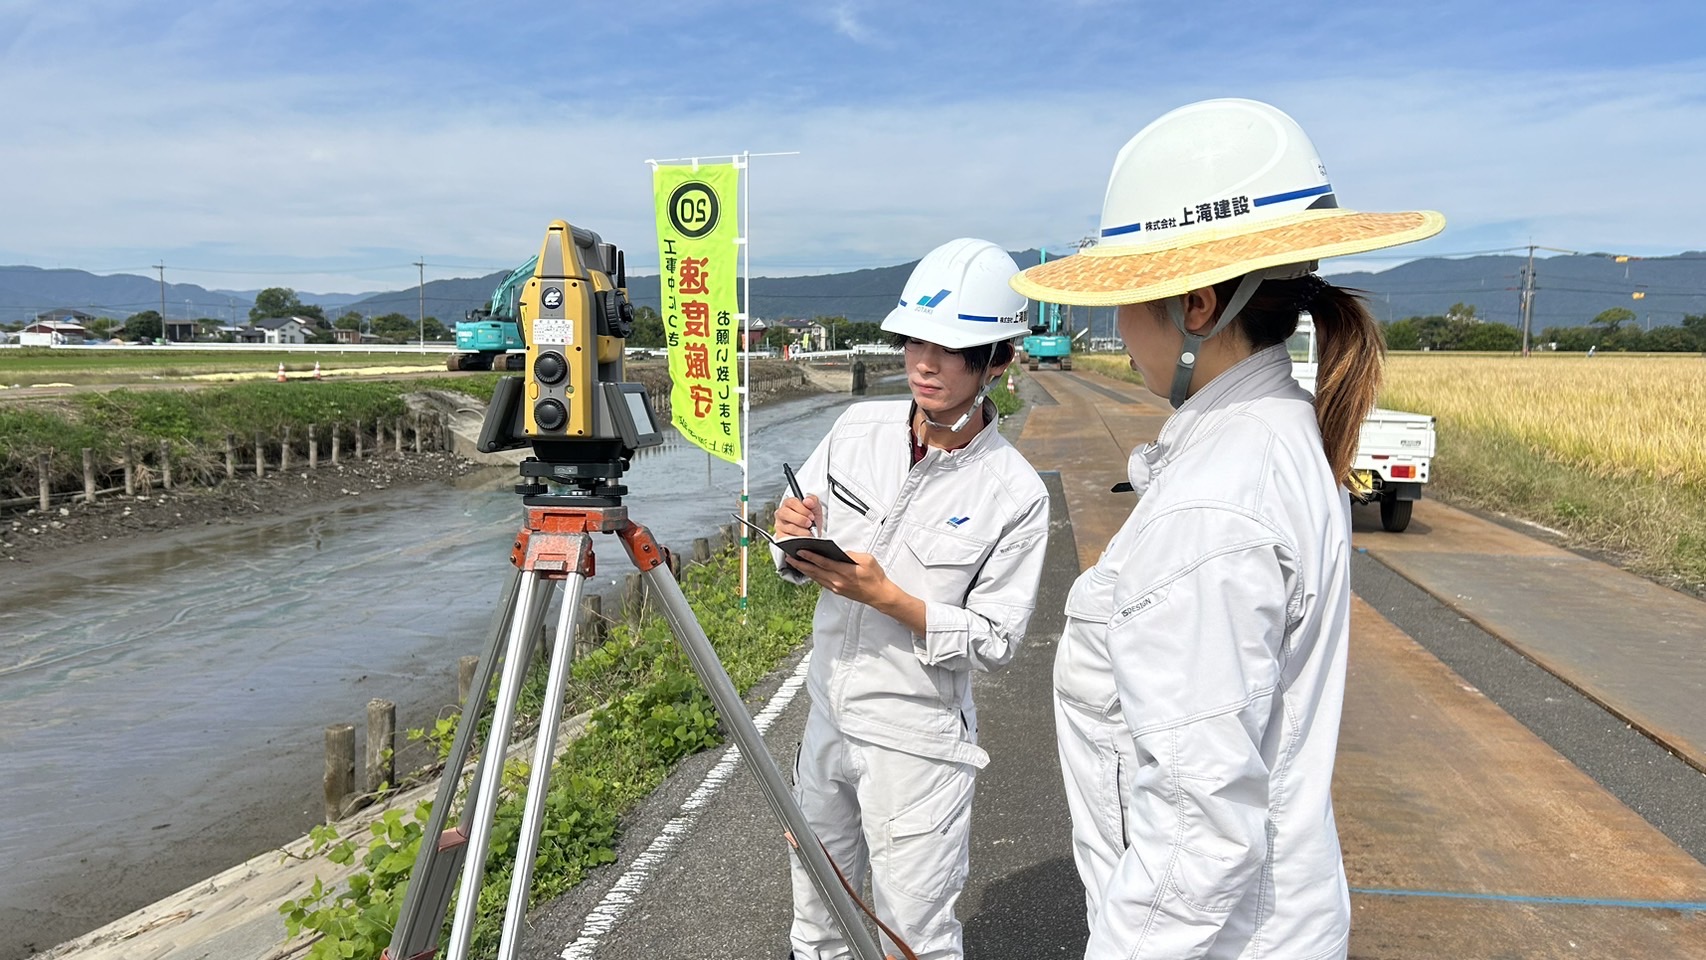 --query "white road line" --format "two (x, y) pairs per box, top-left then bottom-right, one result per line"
(560, 654), (811, 960)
